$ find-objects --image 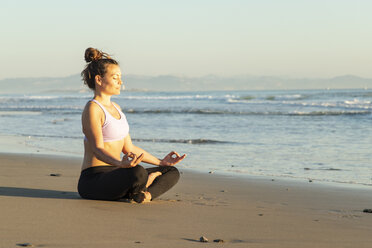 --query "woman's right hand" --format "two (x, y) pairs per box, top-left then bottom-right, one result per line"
(120, 152), (144, 168)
